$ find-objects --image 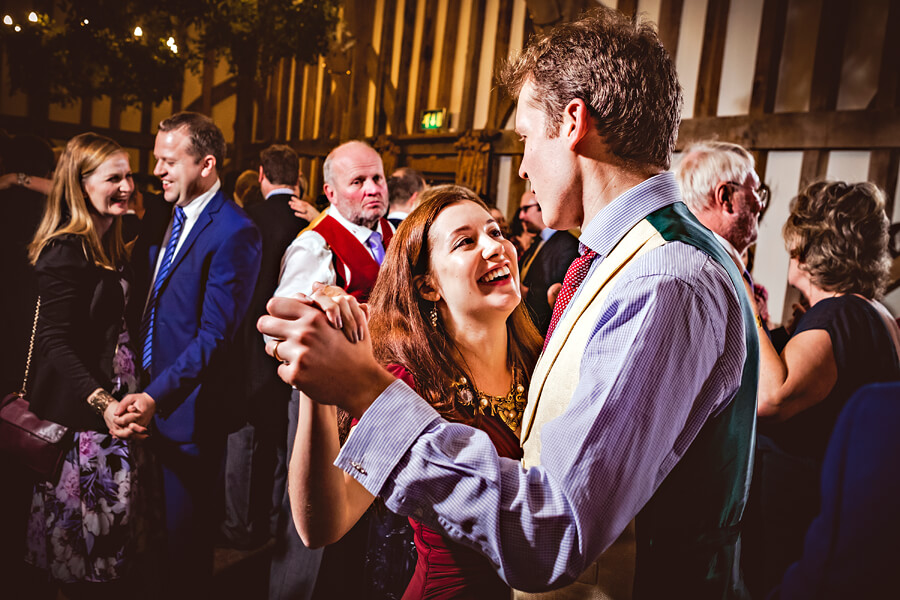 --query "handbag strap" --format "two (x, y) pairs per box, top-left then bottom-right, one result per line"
(19, 296), (40, 397)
